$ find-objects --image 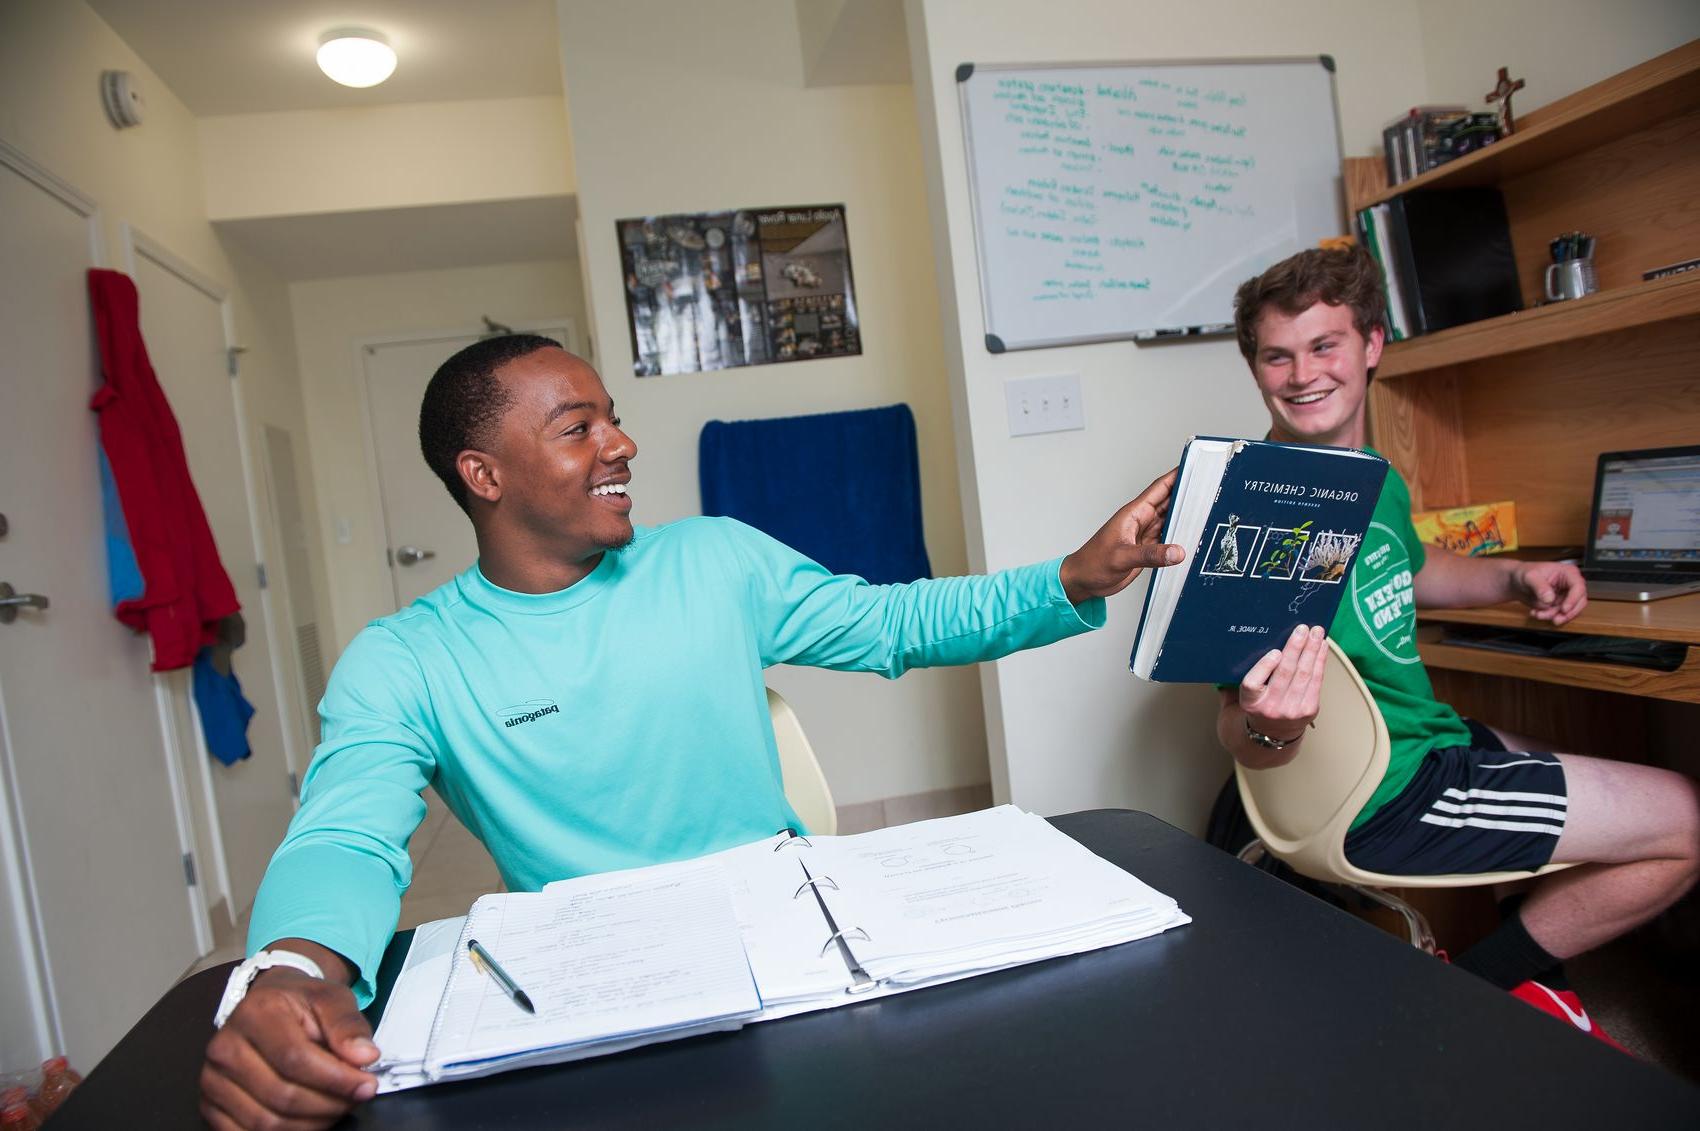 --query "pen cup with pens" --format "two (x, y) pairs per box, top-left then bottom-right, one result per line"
(1545, 231), (1598, 302)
